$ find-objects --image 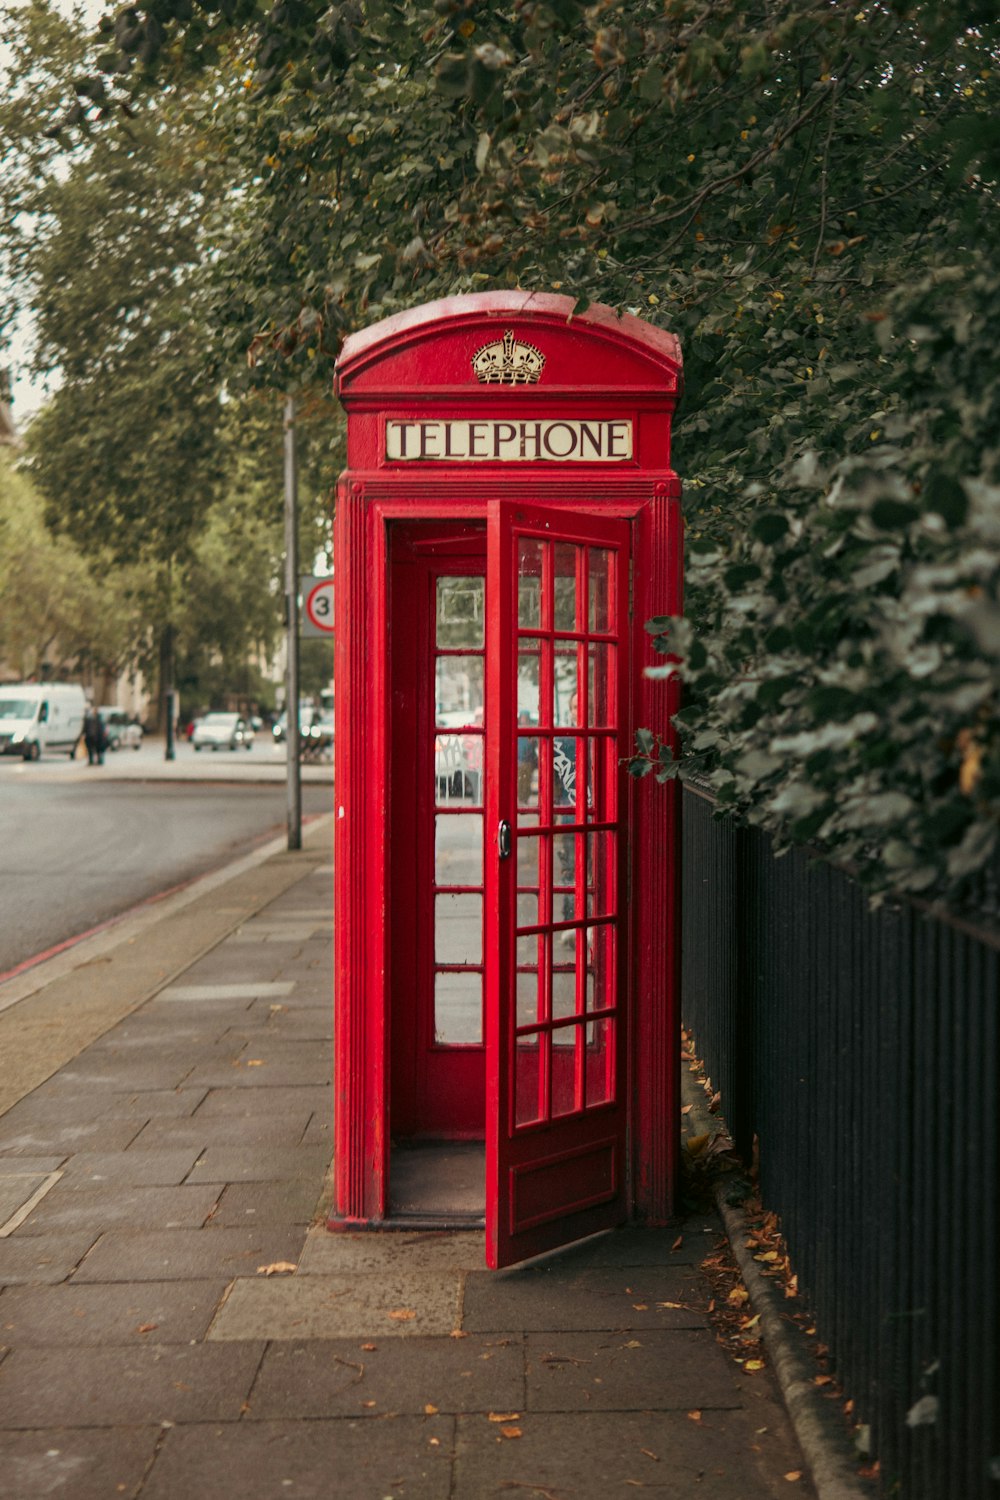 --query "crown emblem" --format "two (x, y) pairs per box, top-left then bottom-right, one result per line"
(471, 329), (545, 385)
